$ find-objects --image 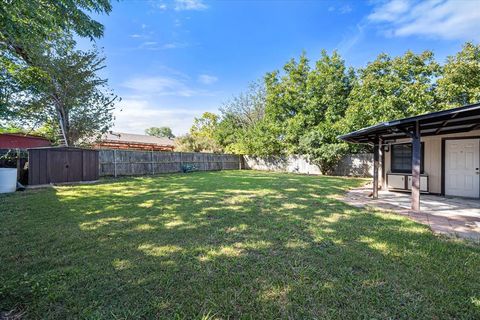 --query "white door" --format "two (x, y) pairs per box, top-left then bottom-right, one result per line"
(445, 139), (480, 198)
